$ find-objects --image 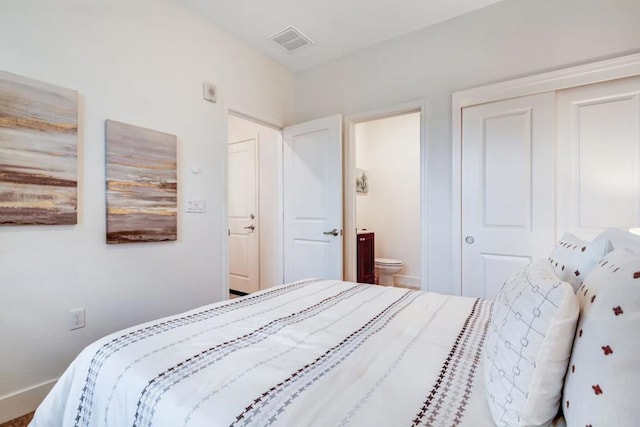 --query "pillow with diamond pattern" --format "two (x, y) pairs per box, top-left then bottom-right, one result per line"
(485, 259), (579, 427)
(549, 233), (613, 292)
(562, 249), (640, 427)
